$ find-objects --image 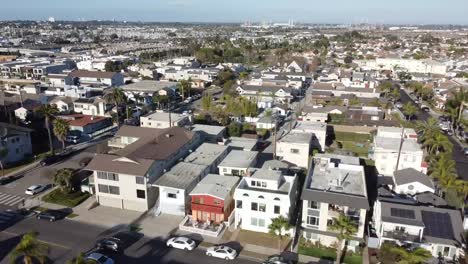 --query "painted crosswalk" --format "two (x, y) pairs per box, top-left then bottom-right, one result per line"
(0, 192), (24, 207)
